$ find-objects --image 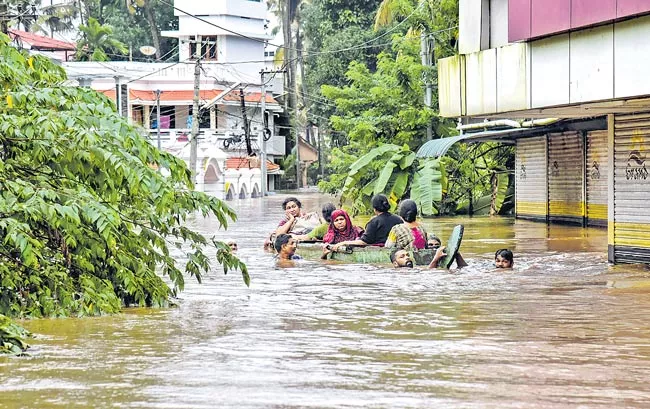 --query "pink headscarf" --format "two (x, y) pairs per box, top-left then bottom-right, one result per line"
(323, 209), (363, 244)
